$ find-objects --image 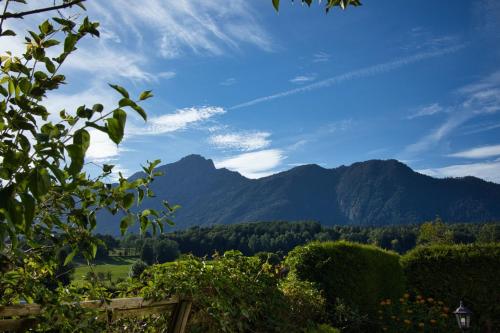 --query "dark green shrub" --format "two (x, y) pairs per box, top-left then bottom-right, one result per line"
(402, 244), (500, 332)
(129, 260), (148, 279)
(285, 241), (405, 321)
